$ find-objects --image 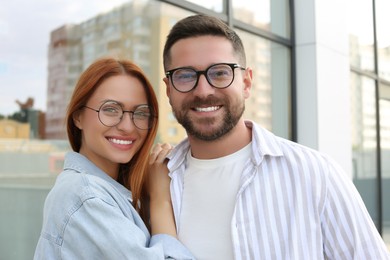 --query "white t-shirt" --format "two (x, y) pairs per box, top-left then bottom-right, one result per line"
(178, 143), (252, 260)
